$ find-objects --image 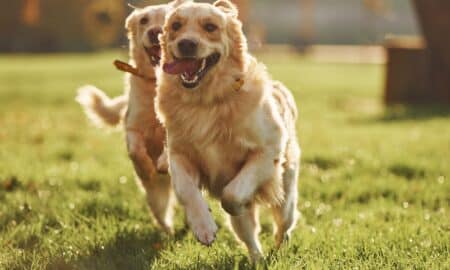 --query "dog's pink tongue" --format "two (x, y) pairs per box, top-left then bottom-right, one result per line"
(163, 59), (201, 75)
